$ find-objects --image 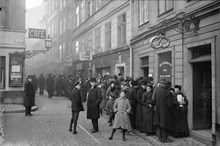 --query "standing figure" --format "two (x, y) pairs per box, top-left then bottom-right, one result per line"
(109, 90), (131, 141)
(46, 73), (54, 98)
(38, 74), (45, 95)
(99, 82), (107, 116)
(153, 81), (173, 143)
(24, 75), (35, 116)
(172, 85), (189, 138)
(32, 74), (38, 94)
(87, 77), (102, 133)
(142, 84), (154, 135)
(69, 81), (84, 134)
(136, 80), (147, 132)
